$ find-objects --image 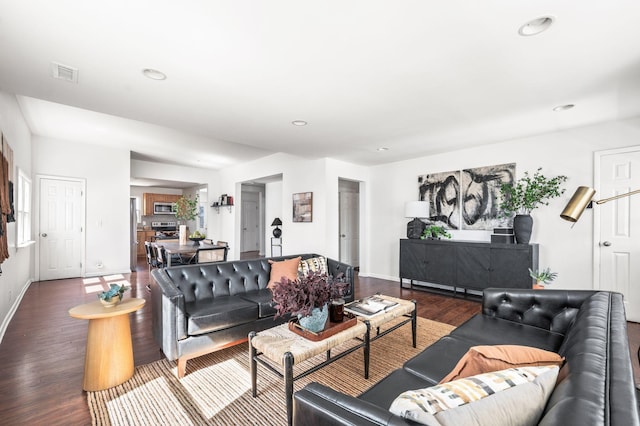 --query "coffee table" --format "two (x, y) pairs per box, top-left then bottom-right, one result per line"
(249, 295), (415, 426)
